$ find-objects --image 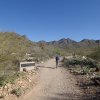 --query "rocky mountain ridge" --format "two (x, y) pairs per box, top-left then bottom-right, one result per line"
(46, 38), (100, 49)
